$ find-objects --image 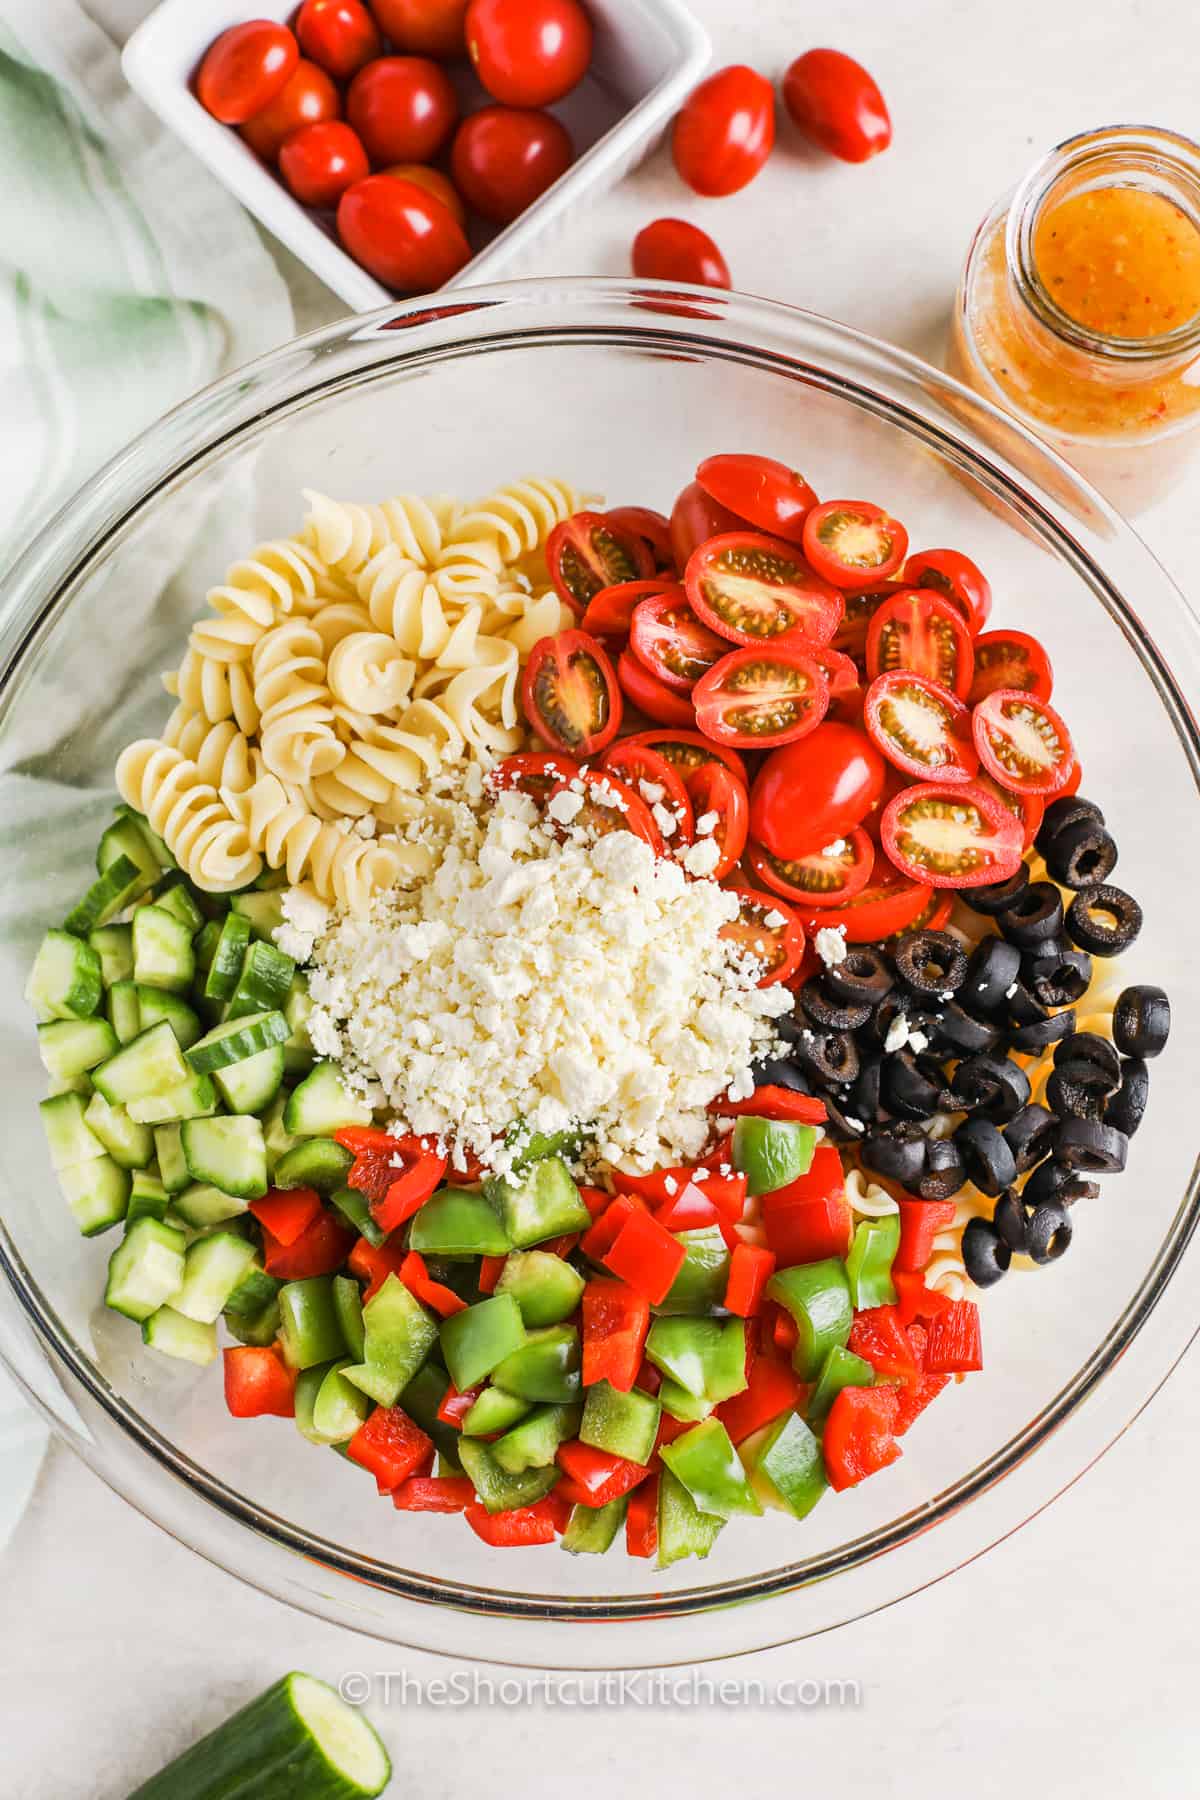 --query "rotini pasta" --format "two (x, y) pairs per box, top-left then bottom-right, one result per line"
(115, 740), (262, 891)
(252, 619), (344, 785)
(164, 648), (260, 734)
(162, 706), (259, 798)
(242, 773), (431, 908)
(326, 632), (416, 715)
